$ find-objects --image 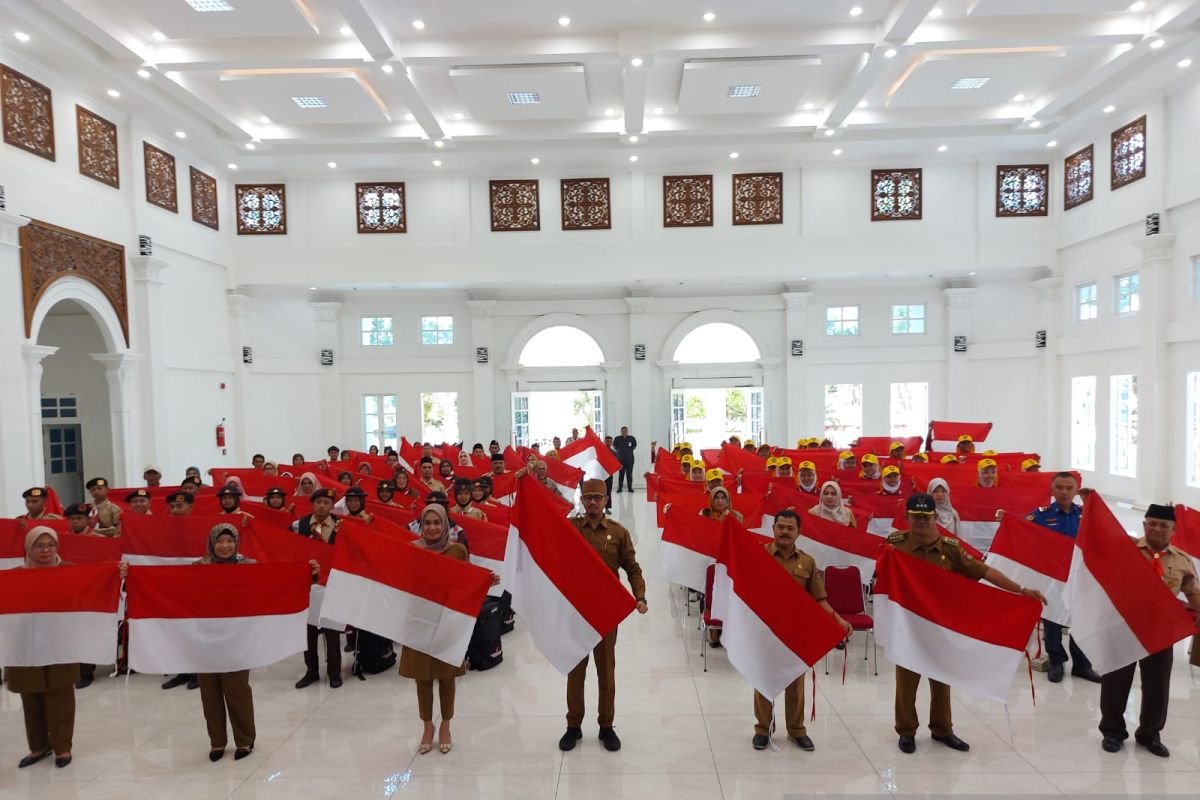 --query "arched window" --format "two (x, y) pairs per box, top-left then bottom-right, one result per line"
(518, 326), (605, 367)
(672, 322), (761, 364)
